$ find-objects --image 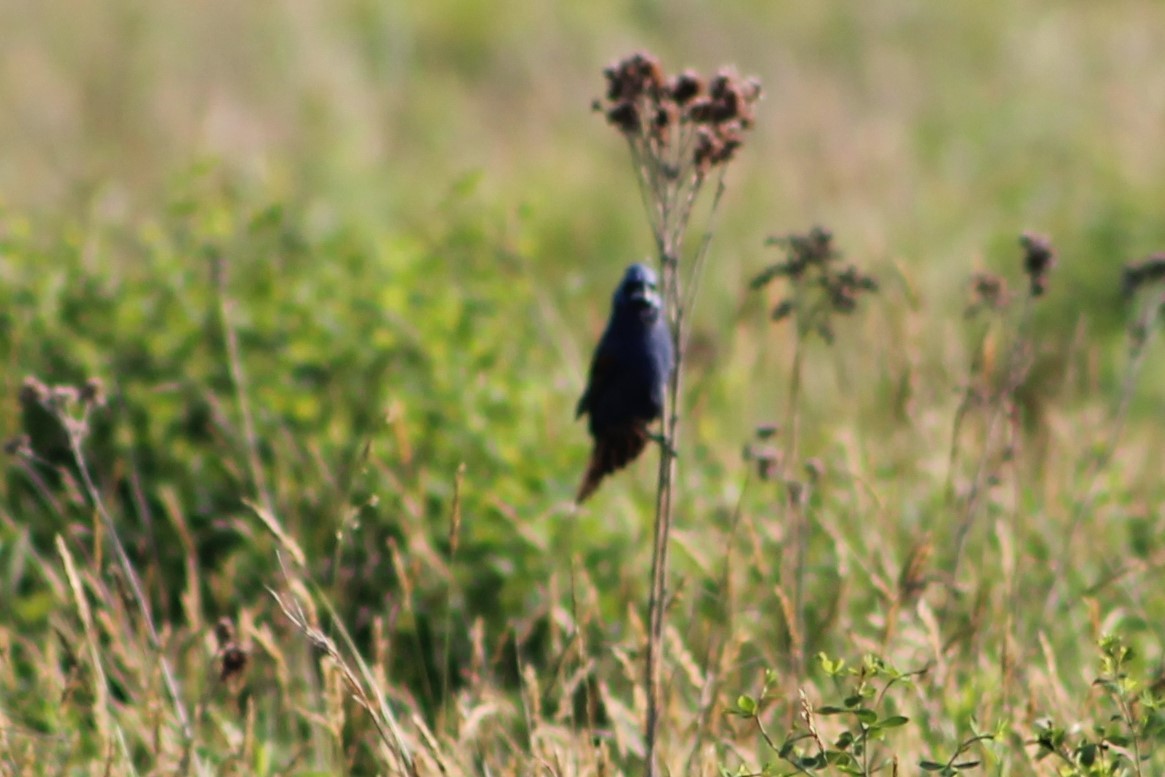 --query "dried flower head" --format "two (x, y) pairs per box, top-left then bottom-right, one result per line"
(214, 617), (249, 684)
(751, 226), (877, 341)
(1020, 232), (1056, 297)
(597, 51), (761, 180)
(754, 226), (838, 285)
(754, 423), (780, 440)
(80, 377), (106, 408)
(604, 51), (665, 102)
(966, 272), (1011, 317)
(667, 70), (703, 104)
(743, 443), (781, 480)
(605, 100), (640, 134)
